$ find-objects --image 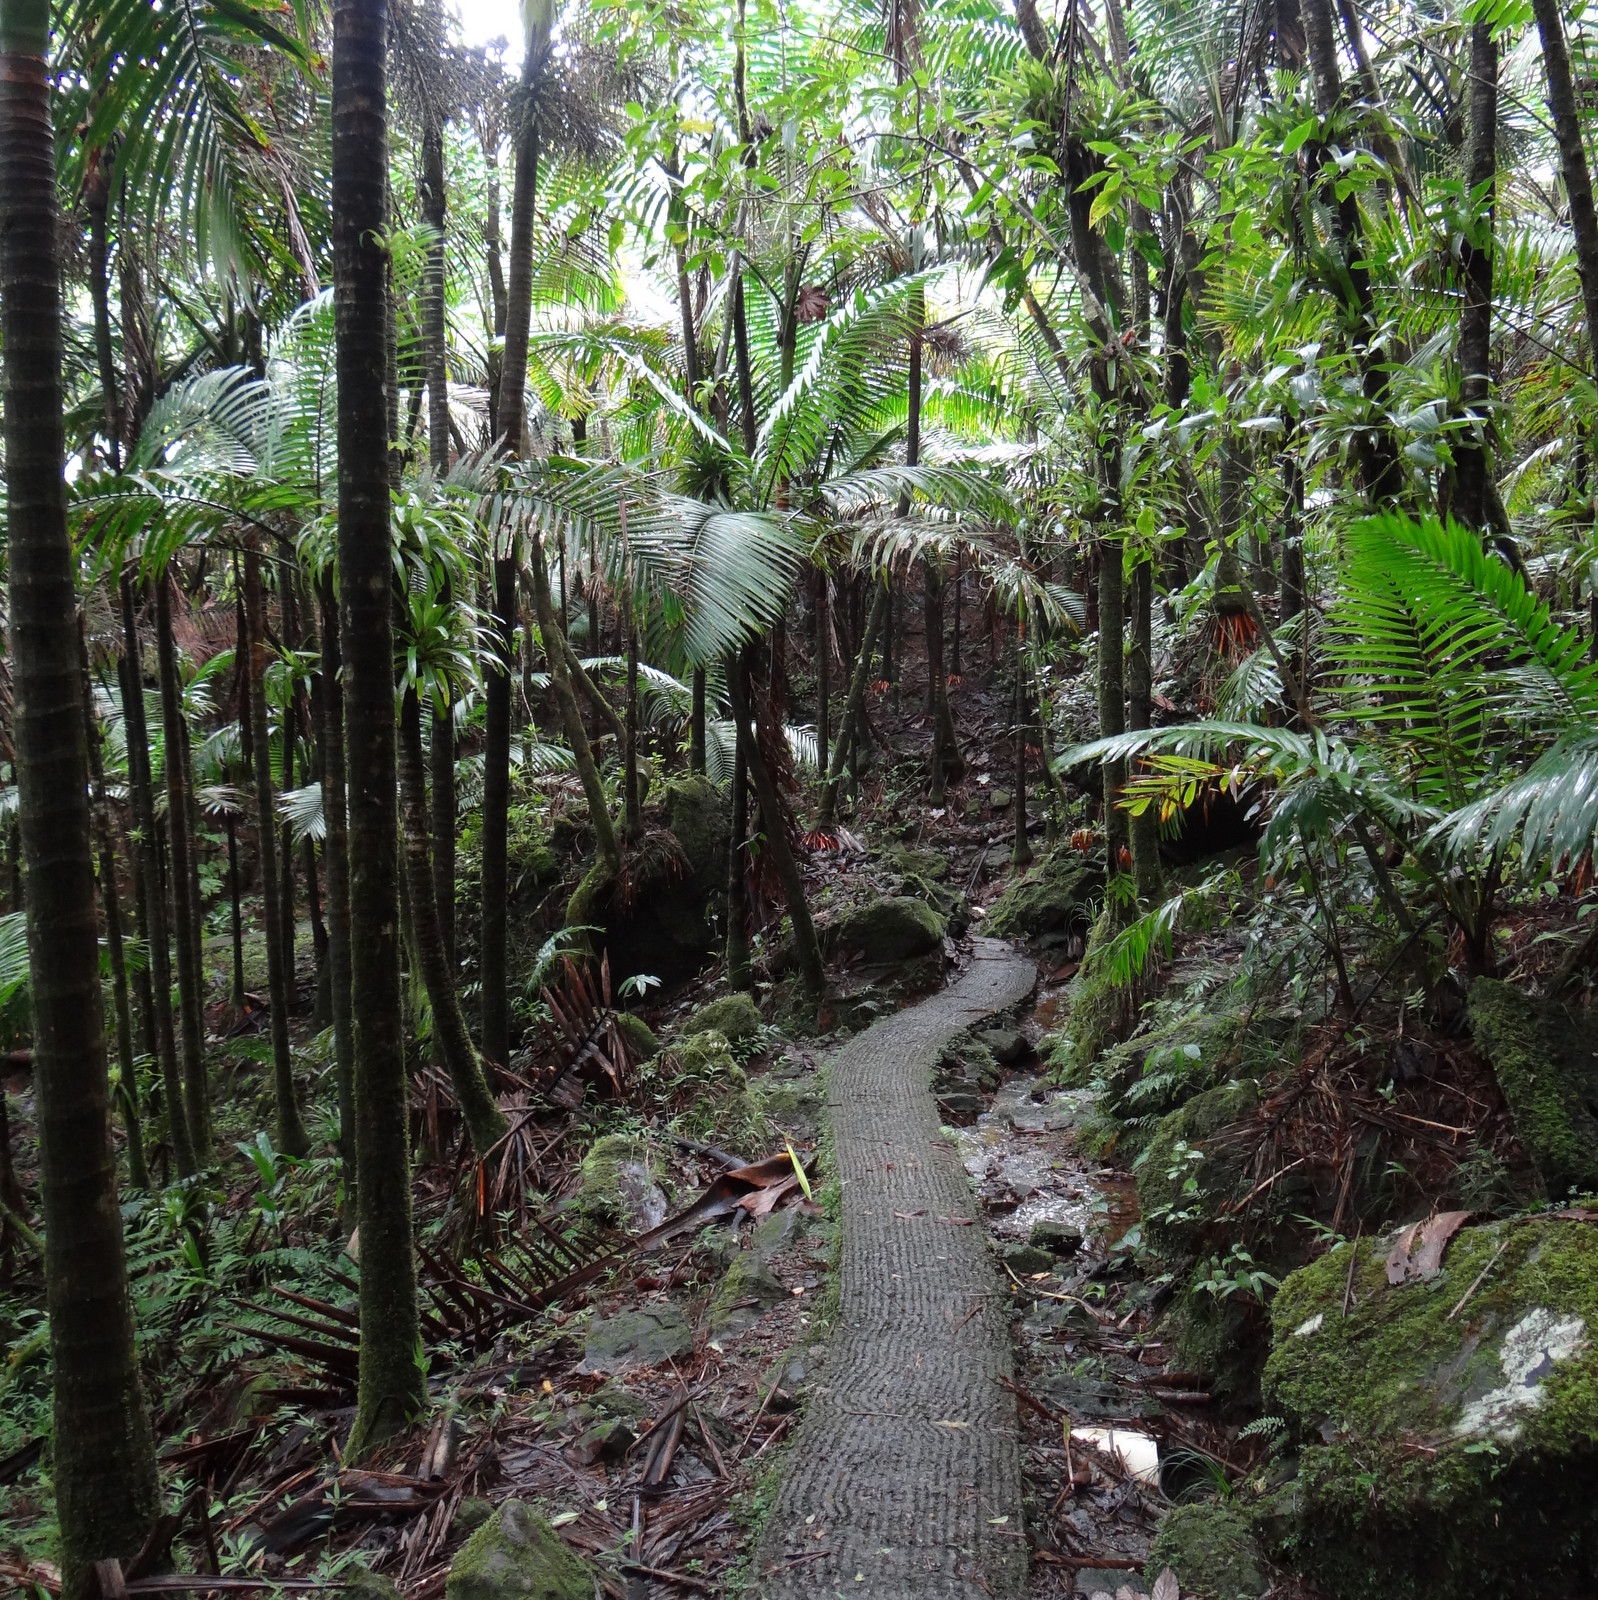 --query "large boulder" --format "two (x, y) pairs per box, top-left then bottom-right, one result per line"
(1260, 1216), (1598, 1600)
(603, 775), (729, 985)
(578, 1304), (694, 1374)
(445, 1500), (593, 1600)
(578, 1133), (666, 1233)
(683, 992), (762, 1046)
(826, 895), (945, 964)
(983, 849), (1103, 943)
(1468, 977), (1598, 1195)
